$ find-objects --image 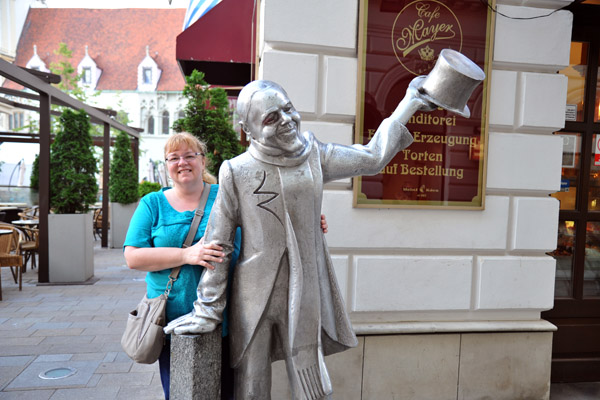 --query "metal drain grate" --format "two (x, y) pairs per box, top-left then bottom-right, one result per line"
(39, 367), (77, 380)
